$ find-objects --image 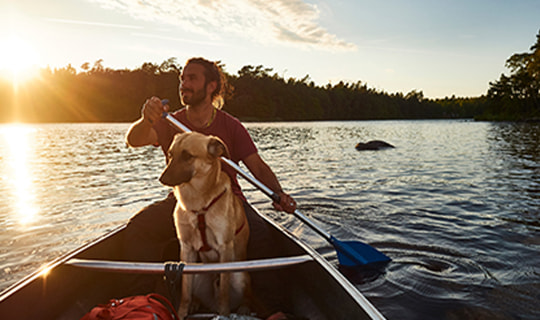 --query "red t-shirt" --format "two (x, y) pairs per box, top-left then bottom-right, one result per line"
(153, 108), (257, 200)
